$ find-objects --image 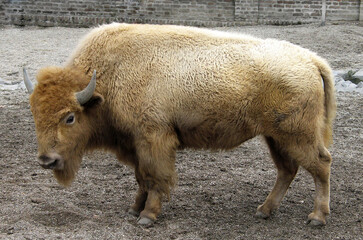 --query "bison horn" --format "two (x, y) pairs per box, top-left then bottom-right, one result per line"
(75, 70), (97, 105)
(23, 68), (34, 94)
